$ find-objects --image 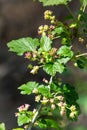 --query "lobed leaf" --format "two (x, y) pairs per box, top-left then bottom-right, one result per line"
(57, 45), (73, 58)
(38, 85), (50, 96)
(37, 0), (72, 6)
(7, 37), (39, 56)
(40, 36), (52, 52)
(18, 81), (39, 95)
(43, 61), (65, 76)
(18, 114), (30, 126)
